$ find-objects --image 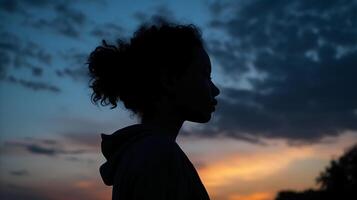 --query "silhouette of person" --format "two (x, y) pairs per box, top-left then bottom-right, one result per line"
(87, 19), (220, 200)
